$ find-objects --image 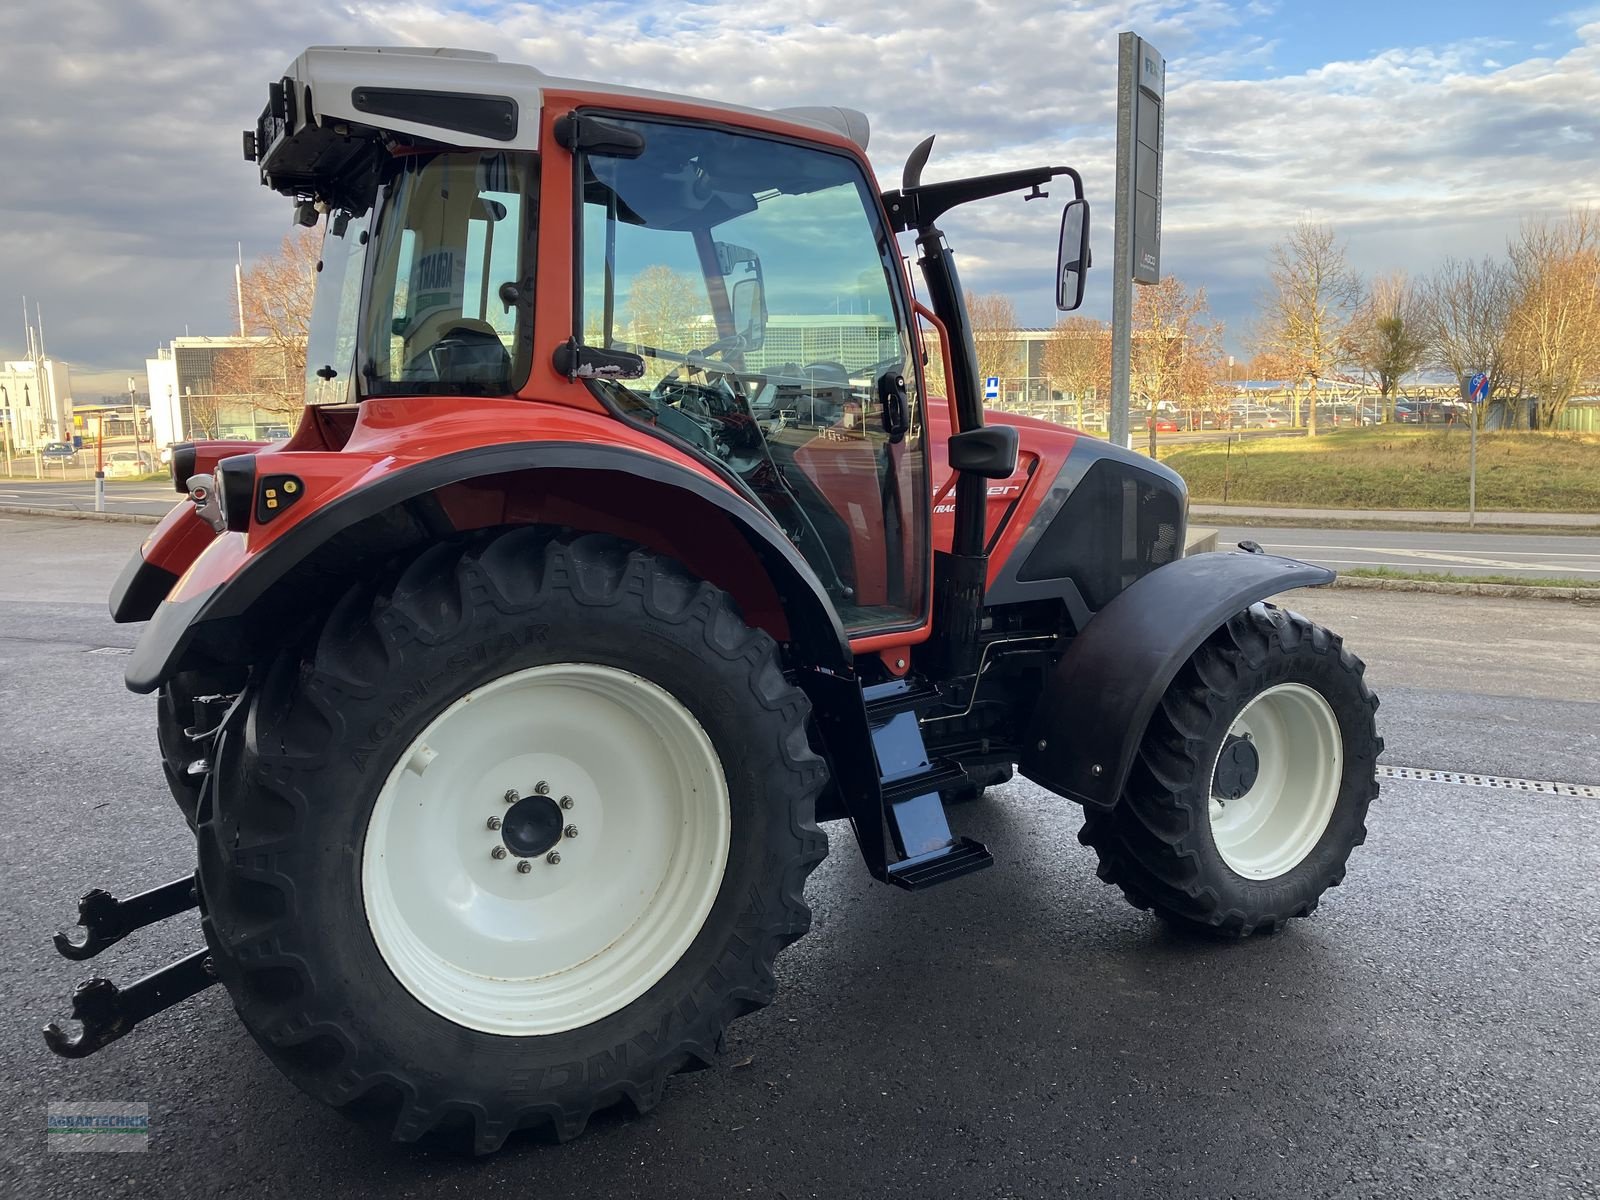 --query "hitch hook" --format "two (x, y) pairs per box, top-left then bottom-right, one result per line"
(53, 875), (198, 961)
(44, 949), (217, 1059)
